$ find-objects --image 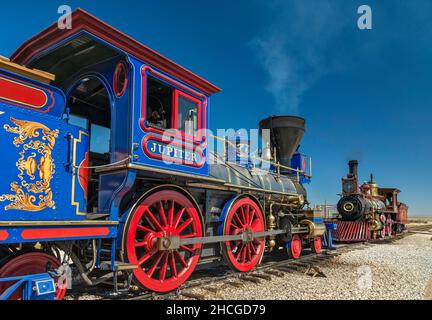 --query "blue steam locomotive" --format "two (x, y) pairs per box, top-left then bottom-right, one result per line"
(0, 9), (325, 299)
